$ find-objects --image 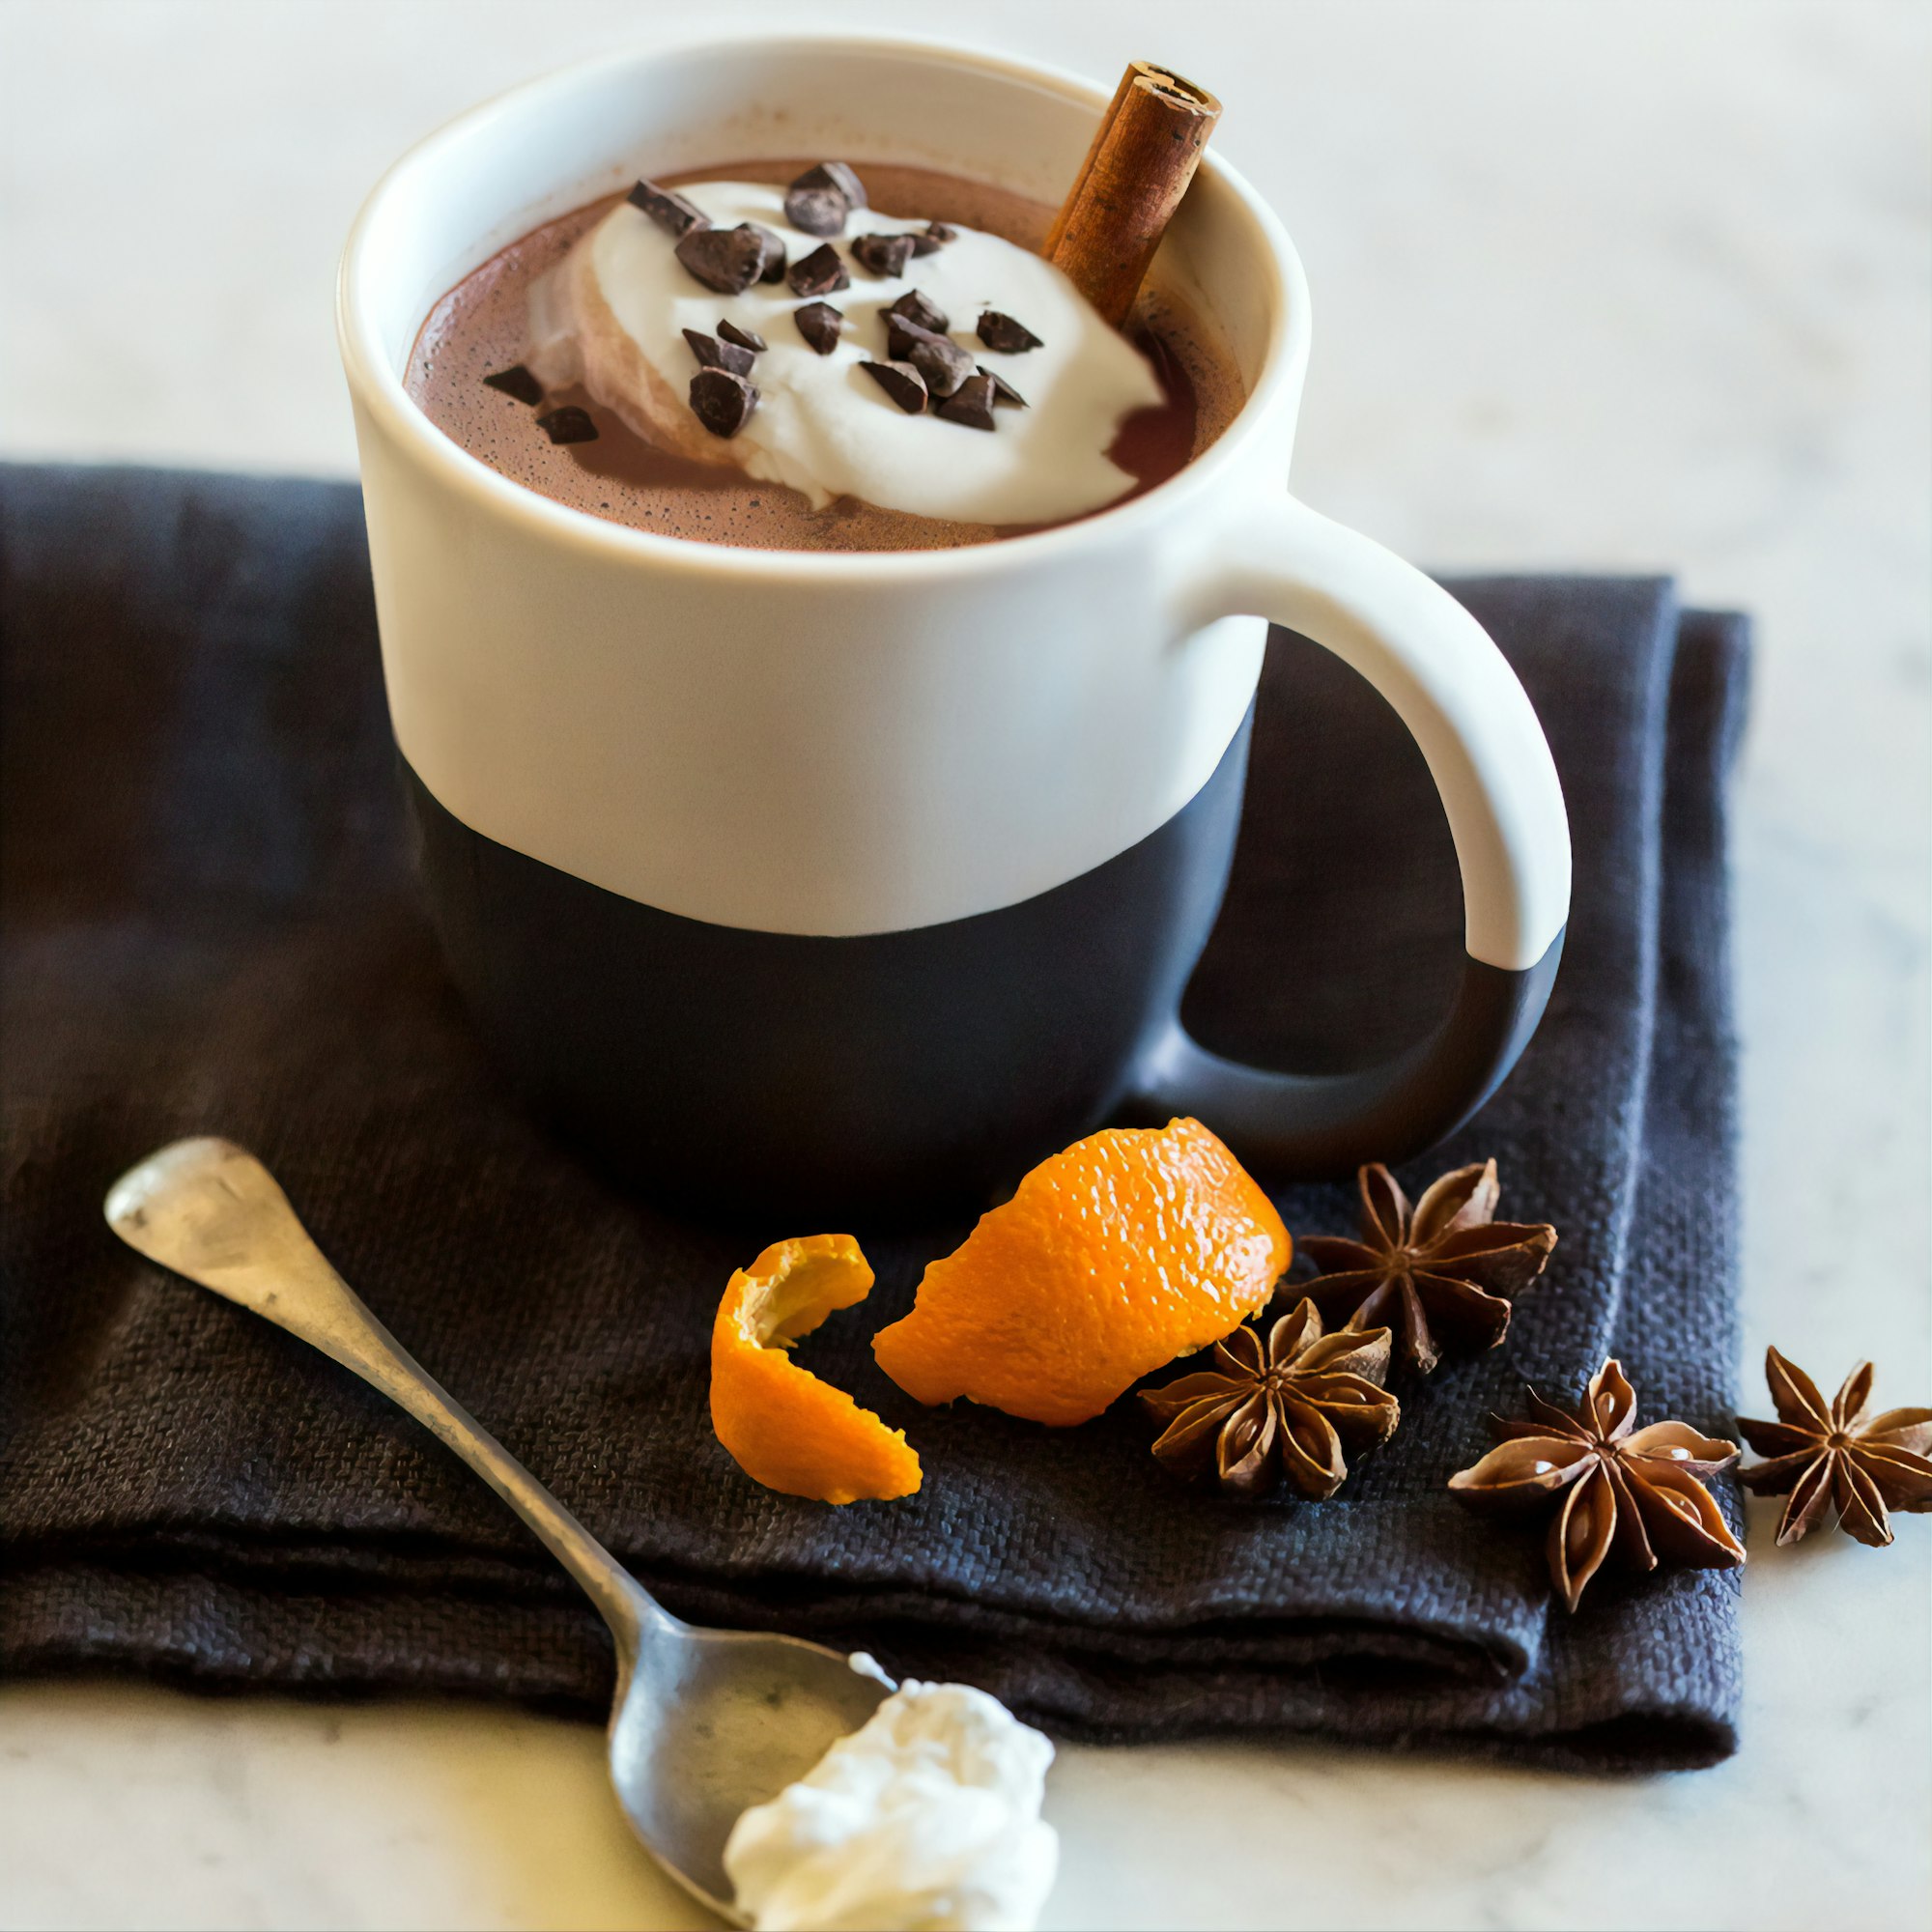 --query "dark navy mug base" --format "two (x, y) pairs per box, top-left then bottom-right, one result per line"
(405, 707), (1560, 1220)
(403, 720), (1251, 1221)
